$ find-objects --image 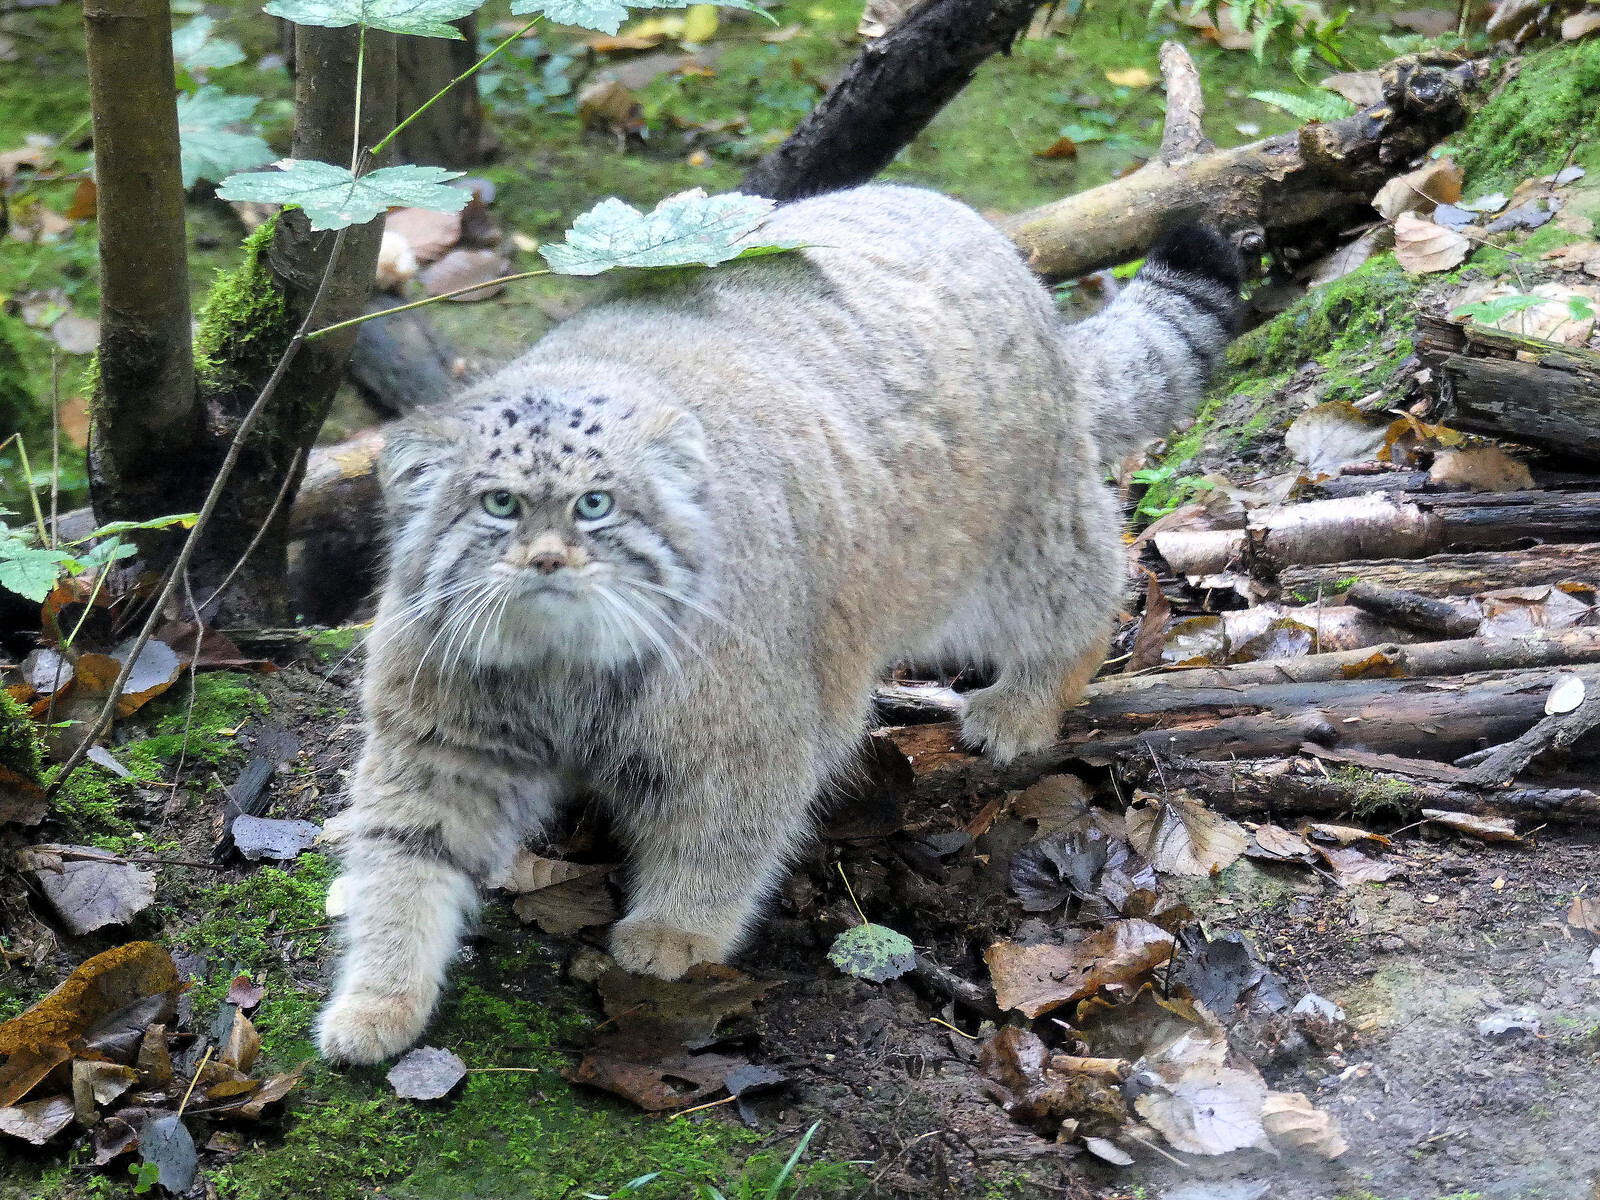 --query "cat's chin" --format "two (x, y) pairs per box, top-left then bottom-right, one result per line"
(471, 588), (658, 673)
